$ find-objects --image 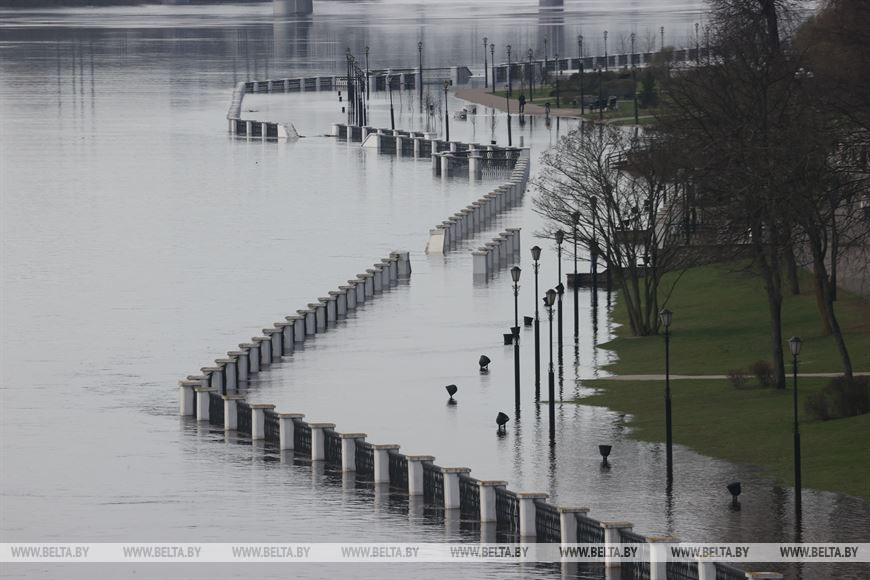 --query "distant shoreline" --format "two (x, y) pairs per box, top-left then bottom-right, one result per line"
(0, 0), (265, 7)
